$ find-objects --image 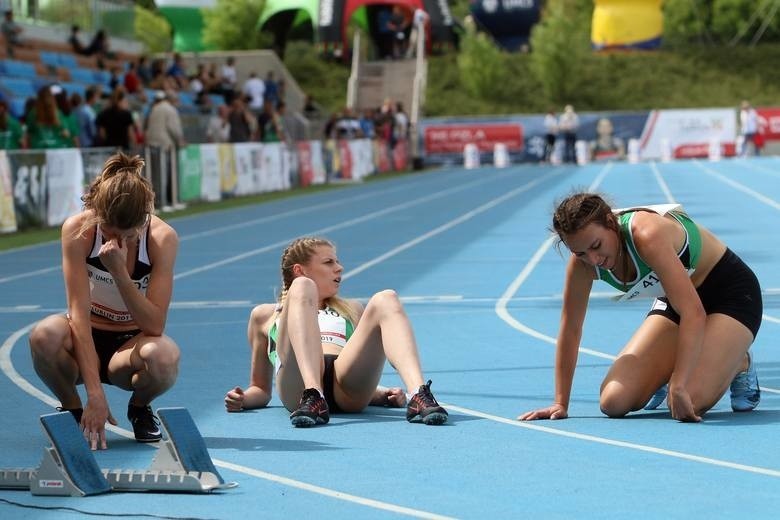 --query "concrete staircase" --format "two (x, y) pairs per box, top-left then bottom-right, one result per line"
(354, 59), (420, 112)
